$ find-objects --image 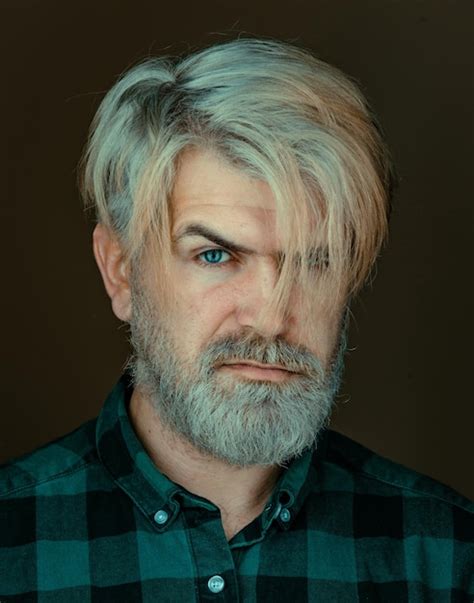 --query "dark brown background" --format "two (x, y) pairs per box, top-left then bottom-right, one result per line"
(1, 0), (473, 499)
